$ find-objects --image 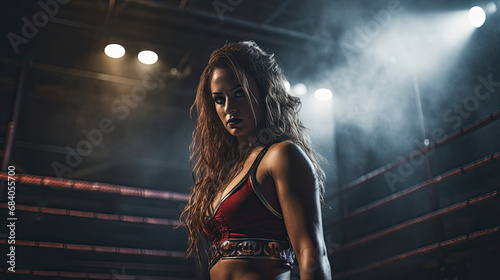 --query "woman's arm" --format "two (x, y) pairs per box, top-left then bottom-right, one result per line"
(266, 141), (332, 280)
